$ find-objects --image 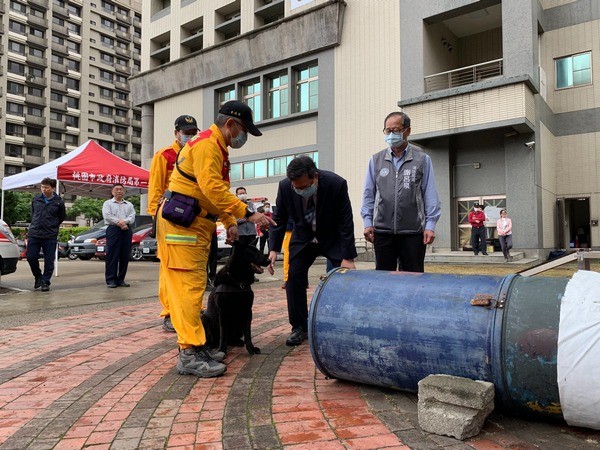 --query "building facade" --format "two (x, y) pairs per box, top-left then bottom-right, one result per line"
(131, 0), (600, 258)
(0, 0), (143, 181)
